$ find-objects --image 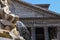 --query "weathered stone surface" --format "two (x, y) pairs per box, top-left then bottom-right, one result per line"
(0, 19), (13, 26)
(20, 19), (60, 27)
(0, 0), (25, 40)
(9, 1), (55, 18)
(0, 37), (12, 40)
